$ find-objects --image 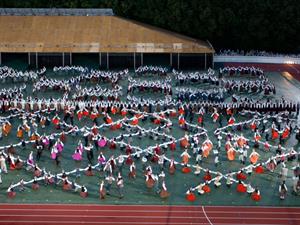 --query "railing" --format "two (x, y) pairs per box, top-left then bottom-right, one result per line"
(214, 55), (300, 64)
